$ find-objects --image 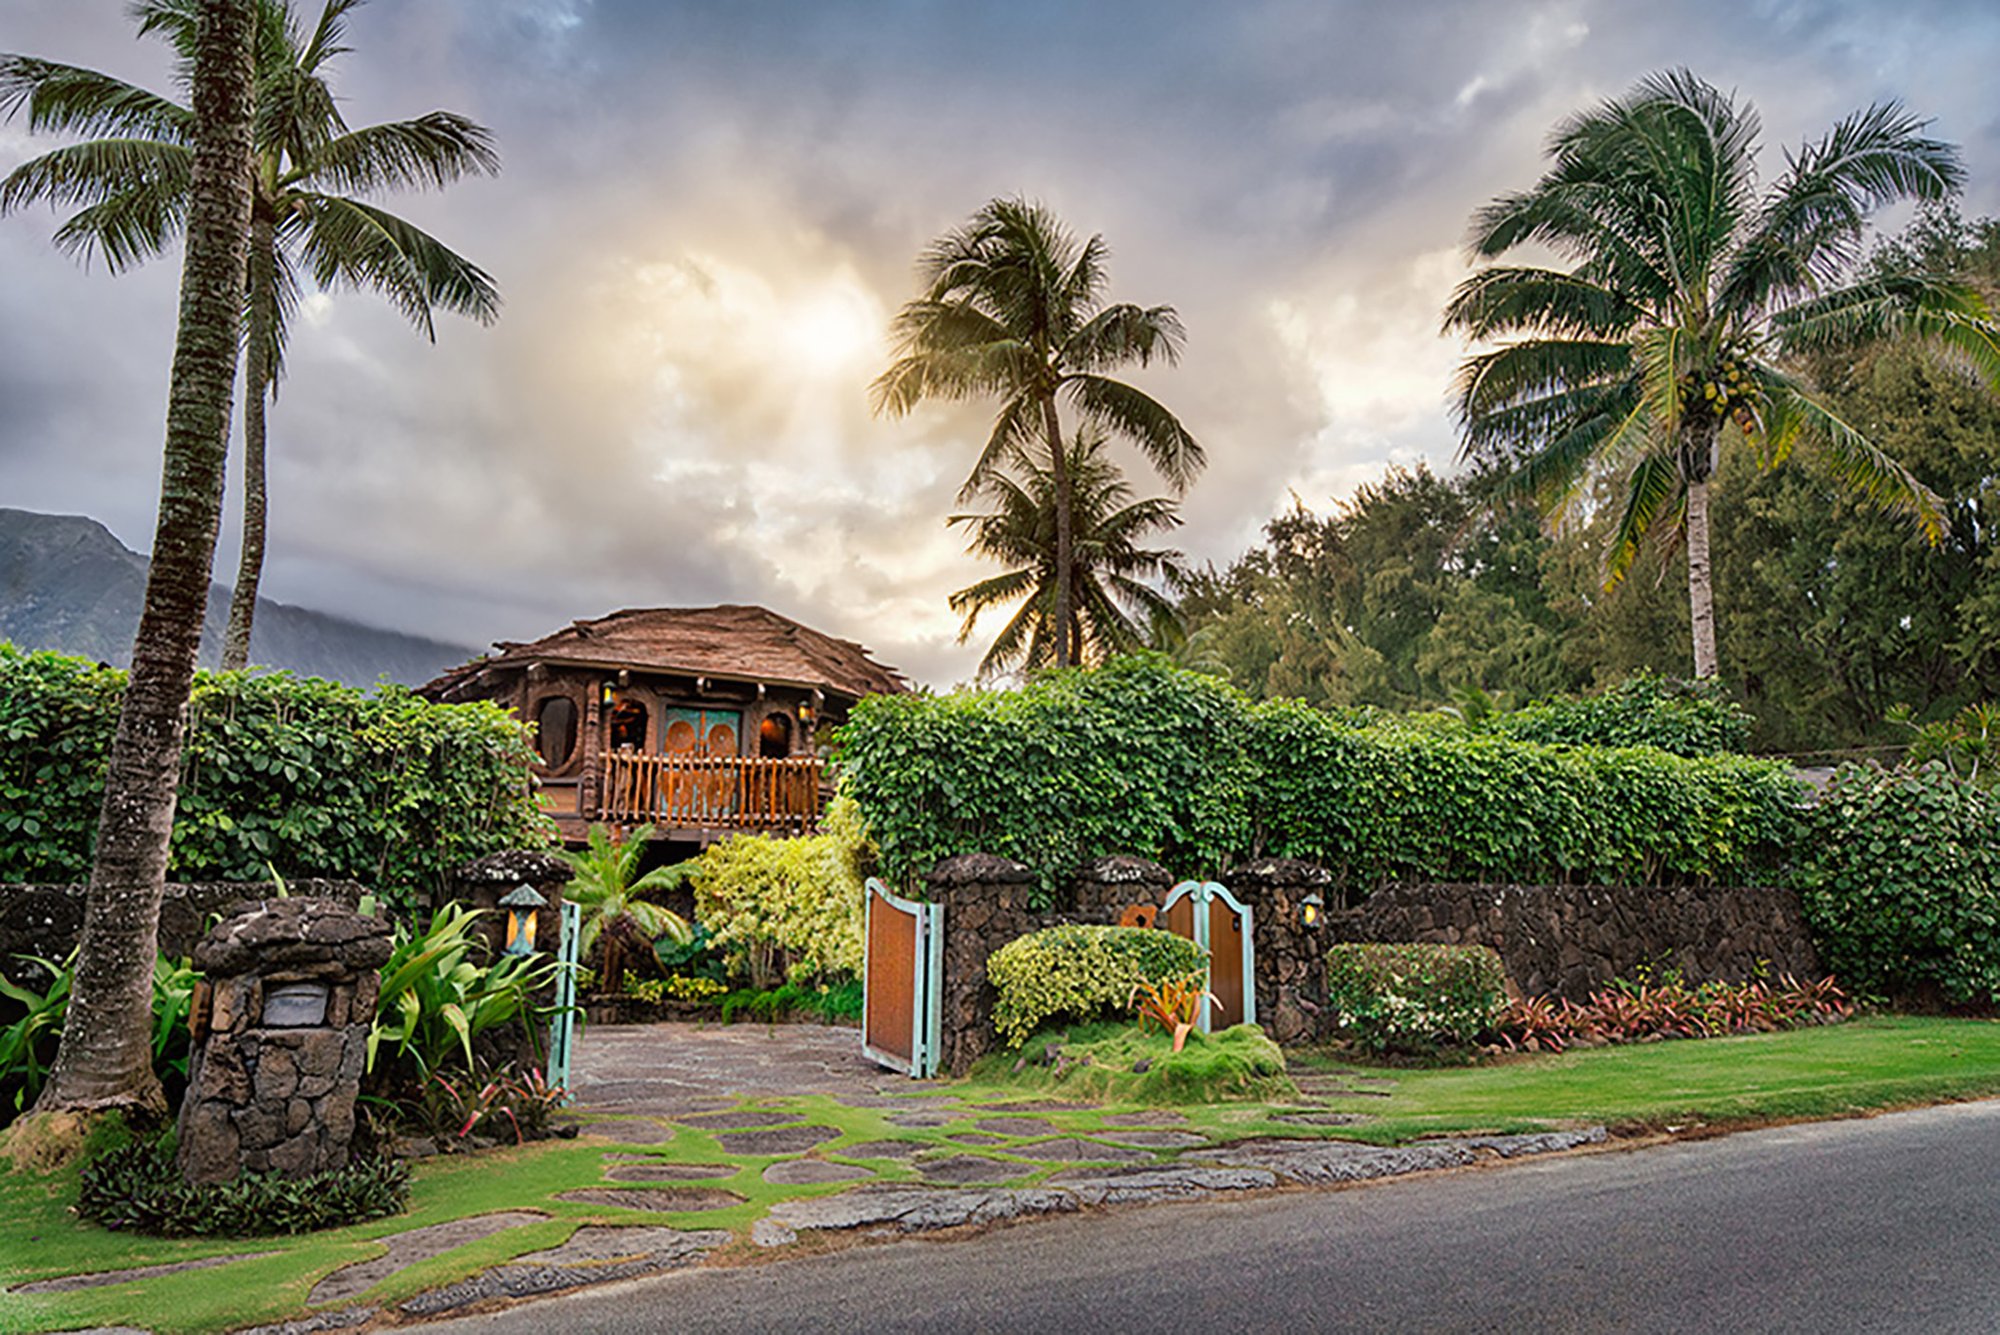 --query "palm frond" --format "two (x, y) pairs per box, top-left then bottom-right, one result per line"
(291, 111), (499, 194)
(1442, 267), (1642, 340)
(1063, 302), (1185, 373)
(0, 56), (191, 141)
(1763, 376), (1948, 545)
(294, 193), (500, 335)
(1603, 451), (1684, 588)
(1063, 374), (1204, 492)
(1450, 339), (1634, 424)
